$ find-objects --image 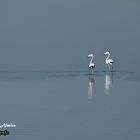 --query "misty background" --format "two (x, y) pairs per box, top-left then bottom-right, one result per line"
(0, 0), (140, 72)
